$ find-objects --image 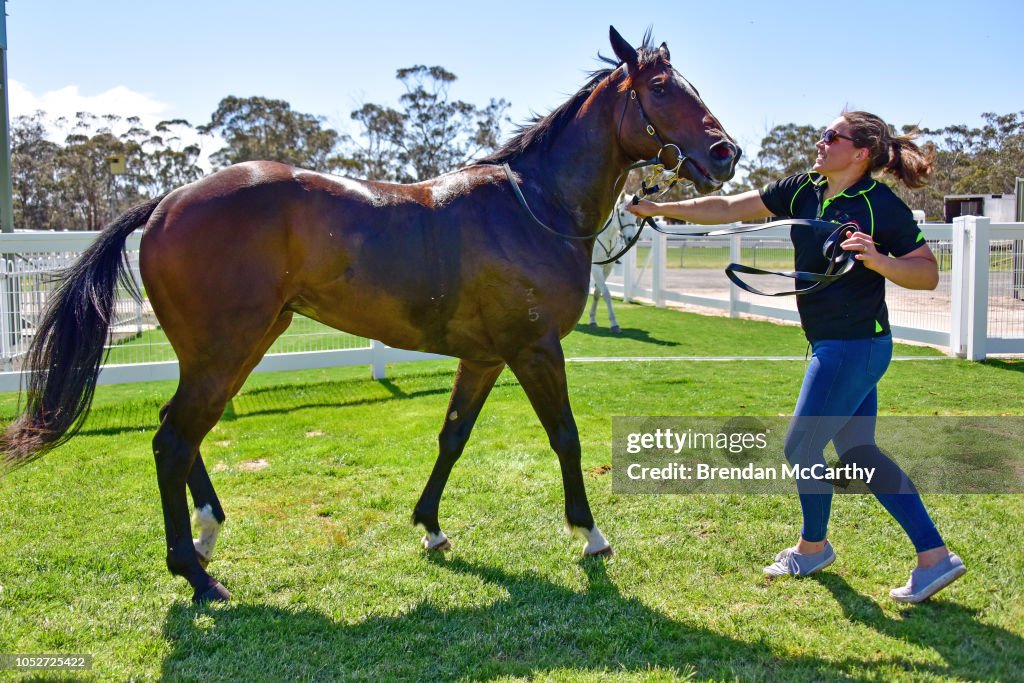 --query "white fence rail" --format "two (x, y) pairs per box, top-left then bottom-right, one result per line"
(0, 231), (447, 393)
(607, 216), (1024, 360)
